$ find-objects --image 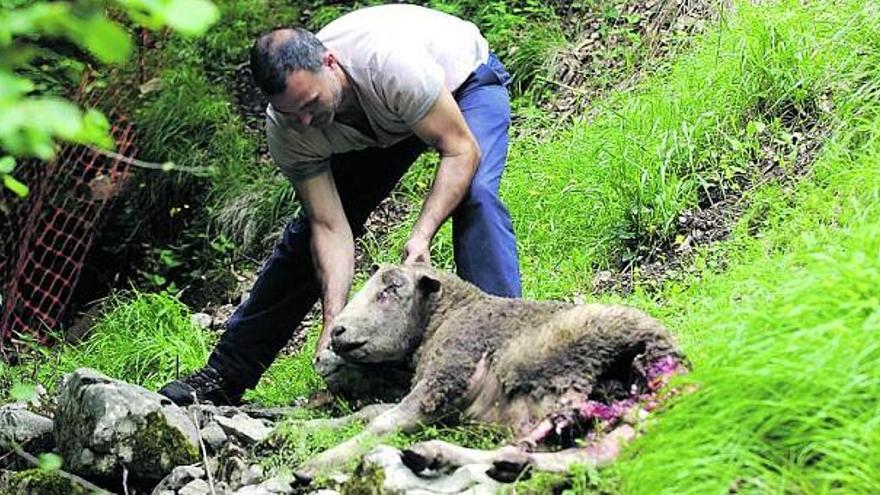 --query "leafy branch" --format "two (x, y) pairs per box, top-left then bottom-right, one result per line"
(0, 0), (220, 198)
